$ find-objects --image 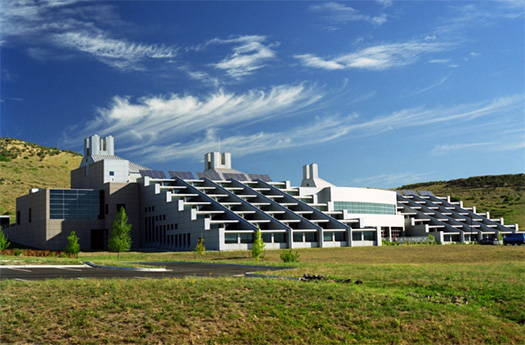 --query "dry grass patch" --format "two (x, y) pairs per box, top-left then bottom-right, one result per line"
(1, 246), (524, 344)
